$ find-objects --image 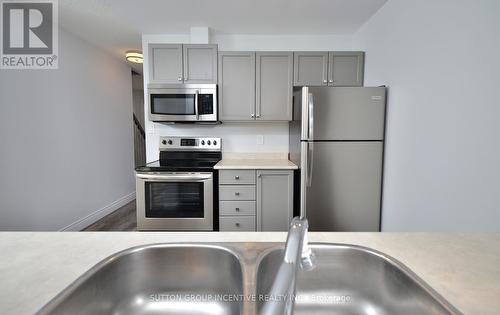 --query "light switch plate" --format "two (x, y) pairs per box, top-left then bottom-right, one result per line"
(257, 135), (264, 145)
